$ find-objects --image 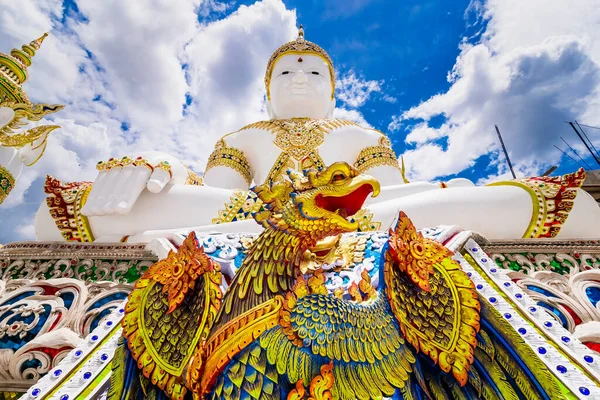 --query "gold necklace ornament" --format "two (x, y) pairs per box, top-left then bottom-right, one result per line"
(240, 118), (360, 184)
